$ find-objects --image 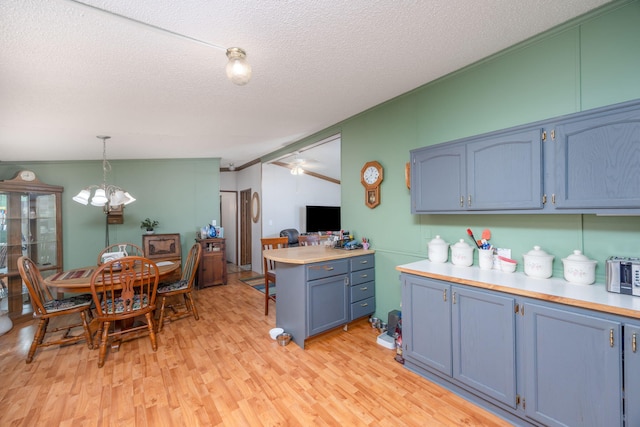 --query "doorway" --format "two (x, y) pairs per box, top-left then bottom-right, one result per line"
(220, 191), (237, 265)
(239, 189), (252, 268)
